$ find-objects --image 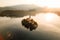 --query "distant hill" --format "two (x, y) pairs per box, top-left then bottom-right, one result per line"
(0, 4), (43, 17)
(0, 4), (60, 17)
(0, 4), (42, 10)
